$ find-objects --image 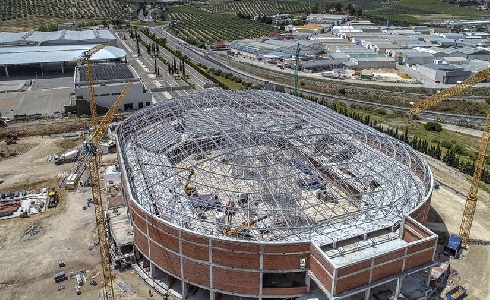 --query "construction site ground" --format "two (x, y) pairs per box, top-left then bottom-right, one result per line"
(0, 119), (488, 300)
